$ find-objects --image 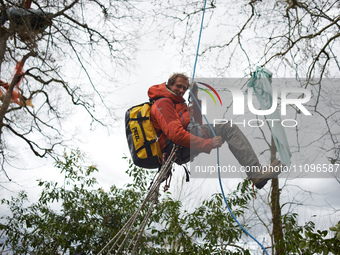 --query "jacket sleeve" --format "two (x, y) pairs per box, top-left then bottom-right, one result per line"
(151, 98), (213, 153)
